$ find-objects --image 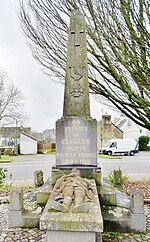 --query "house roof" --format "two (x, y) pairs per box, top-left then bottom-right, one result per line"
(115, 118), (127, 129)
(98, 117), (123, 133)
(20, 131), (37, 141)
(43, 129), (56, 141)
(1, 127), (31, 138)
